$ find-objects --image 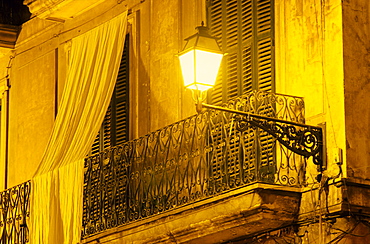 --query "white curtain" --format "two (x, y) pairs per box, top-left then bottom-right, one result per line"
(30, 12), (128, 243)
